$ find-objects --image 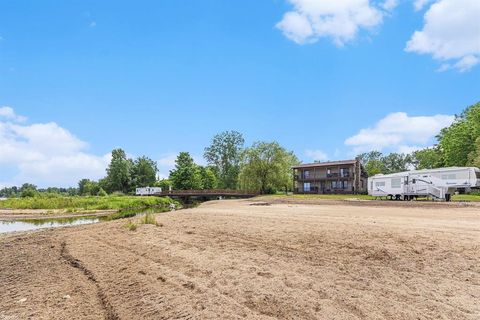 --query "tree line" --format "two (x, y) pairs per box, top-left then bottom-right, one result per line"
(161, 132), (299, 194)
(2, 101), (478, 197)
(0, 131), (300, 197)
